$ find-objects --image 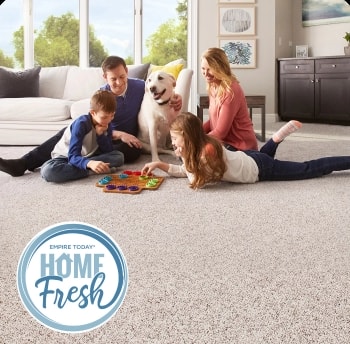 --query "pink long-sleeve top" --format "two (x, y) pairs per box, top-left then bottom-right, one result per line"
(203, 81), (258, 151)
